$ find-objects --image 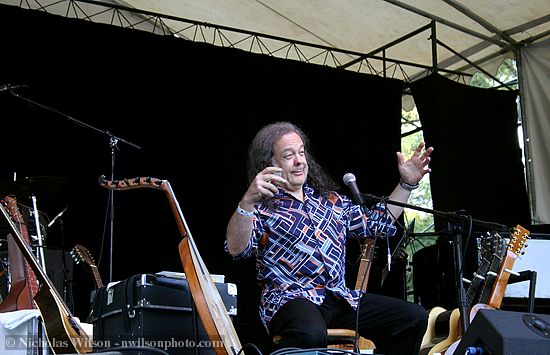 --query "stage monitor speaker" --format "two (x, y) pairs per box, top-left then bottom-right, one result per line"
(454, 309), (550, 355)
